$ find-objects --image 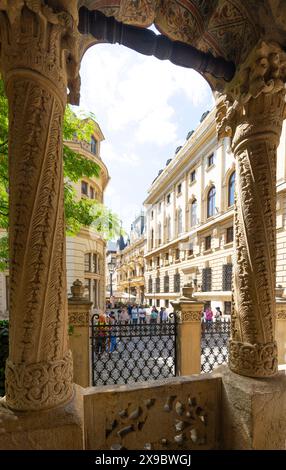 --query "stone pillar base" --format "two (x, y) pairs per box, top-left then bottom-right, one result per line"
(0, 385), (84, 450)
(215, 366), (286, 449)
